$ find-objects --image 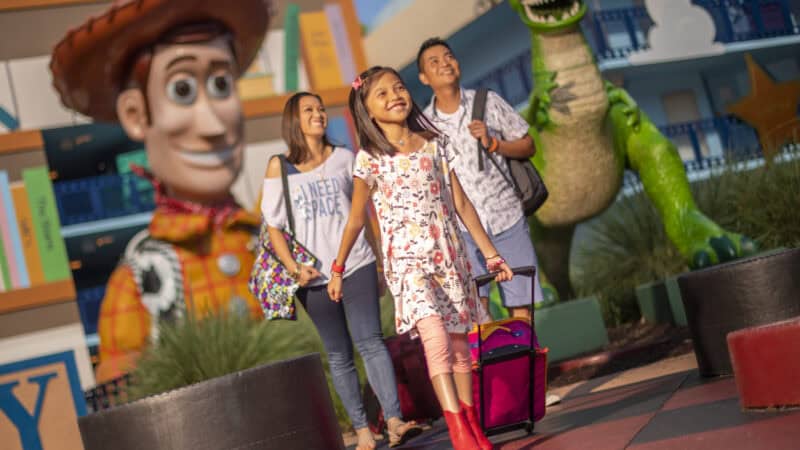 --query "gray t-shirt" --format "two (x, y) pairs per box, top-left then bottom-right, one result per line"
(260, 147), (375, 287)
